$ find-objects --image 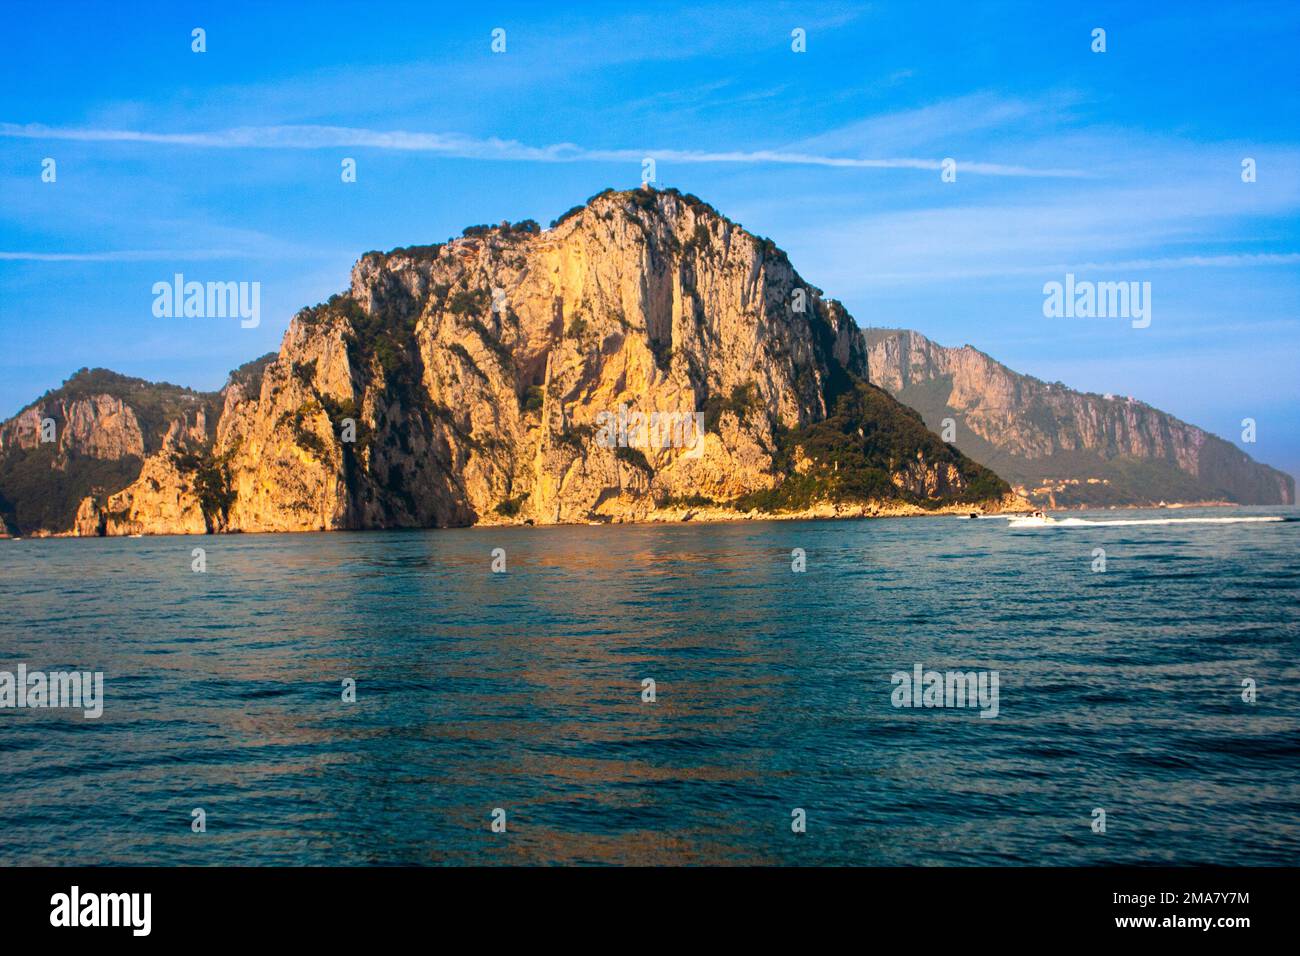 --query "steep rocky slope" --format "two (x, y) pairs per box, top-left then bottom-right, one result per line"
(73, 188), (1013, 535)
(0, 369), (222, 534)
(865, 328), (1295, 508)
